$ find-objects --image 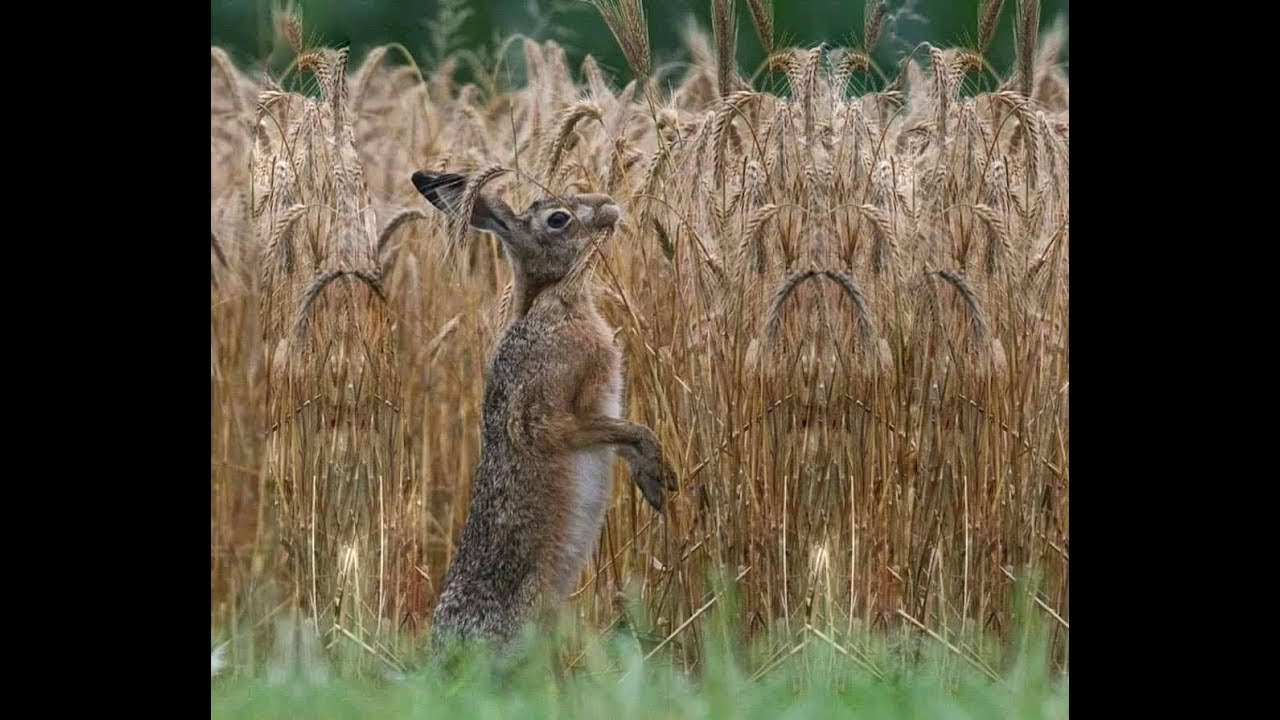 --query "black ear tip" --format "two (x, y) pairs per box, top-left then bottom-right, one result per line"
(413, 171), (467, 197)
(411, 171), (433, 194)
